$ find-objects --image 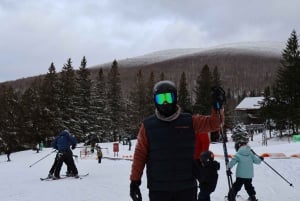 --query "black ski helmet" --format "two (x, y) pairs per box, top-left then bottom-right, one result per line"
(153, 80), (177, 117)
(200, 150), (214, 165)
